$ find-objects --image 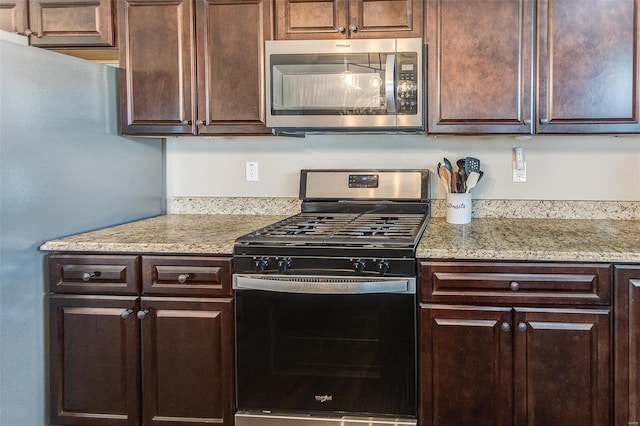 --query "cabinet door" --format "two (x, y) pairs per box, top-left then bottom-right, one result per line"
(275, 0), (348, 39)
(0, 0), (27, 34)
(426, 0), (533, 134)
(196, 0), (272, 135)
(614, 266), (640, 426)
(537, 0), (640, 133)
(28, 0), (116, 47)
(140, 297), (235, 426)
(118, 0), (194, 135)
(349, 0), (421, 39)
(49, 295), (140, 426)
(420, 304), (513, 426)
(513, 307), (611, 426)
